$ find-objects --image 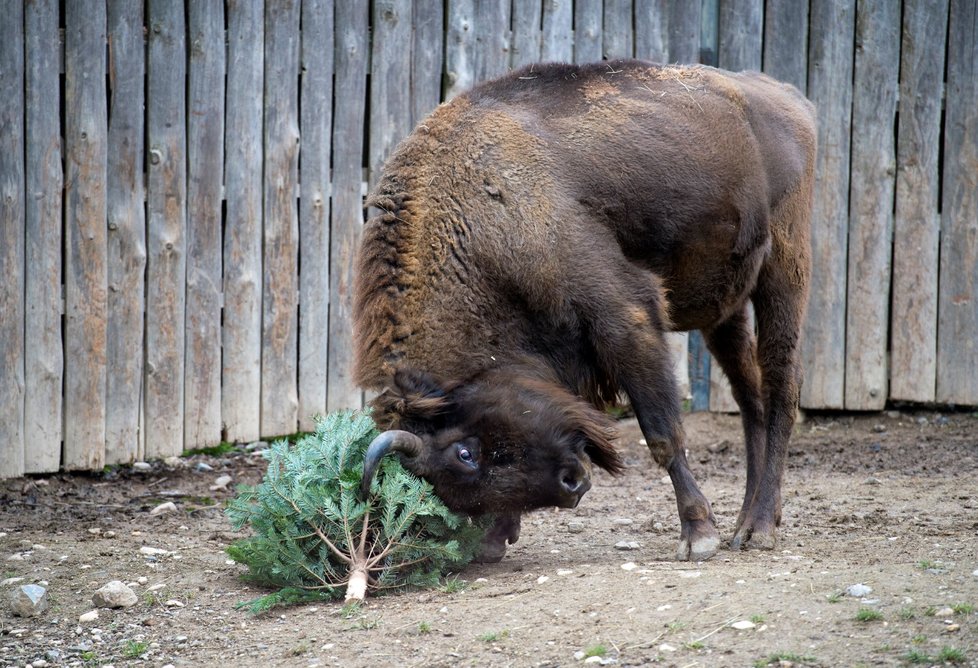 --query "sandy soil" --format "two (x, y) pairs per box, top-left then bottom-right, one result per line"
(1, 410), (976, 667)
